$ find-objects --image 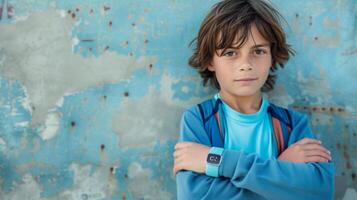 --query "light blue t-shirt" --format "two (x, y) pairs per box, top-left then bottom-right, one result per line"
(215, 94), (277, 160)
